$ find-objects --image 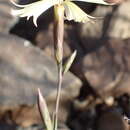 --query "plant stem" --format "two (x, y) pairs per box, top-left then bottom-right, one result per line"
(53, 5), (64, 130)
(54, 63), (63, 130)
